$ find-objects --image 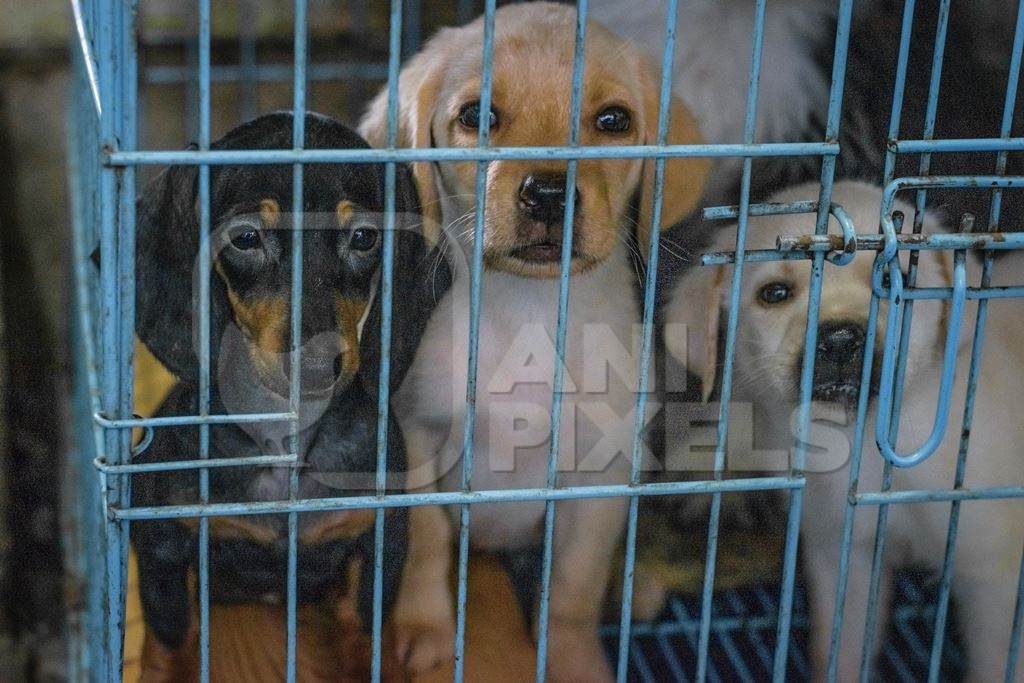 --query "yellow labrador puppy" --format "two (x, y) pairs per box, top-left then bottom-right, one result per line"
(359, 3), (709, 678)
(663, 180), (1024, 681)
